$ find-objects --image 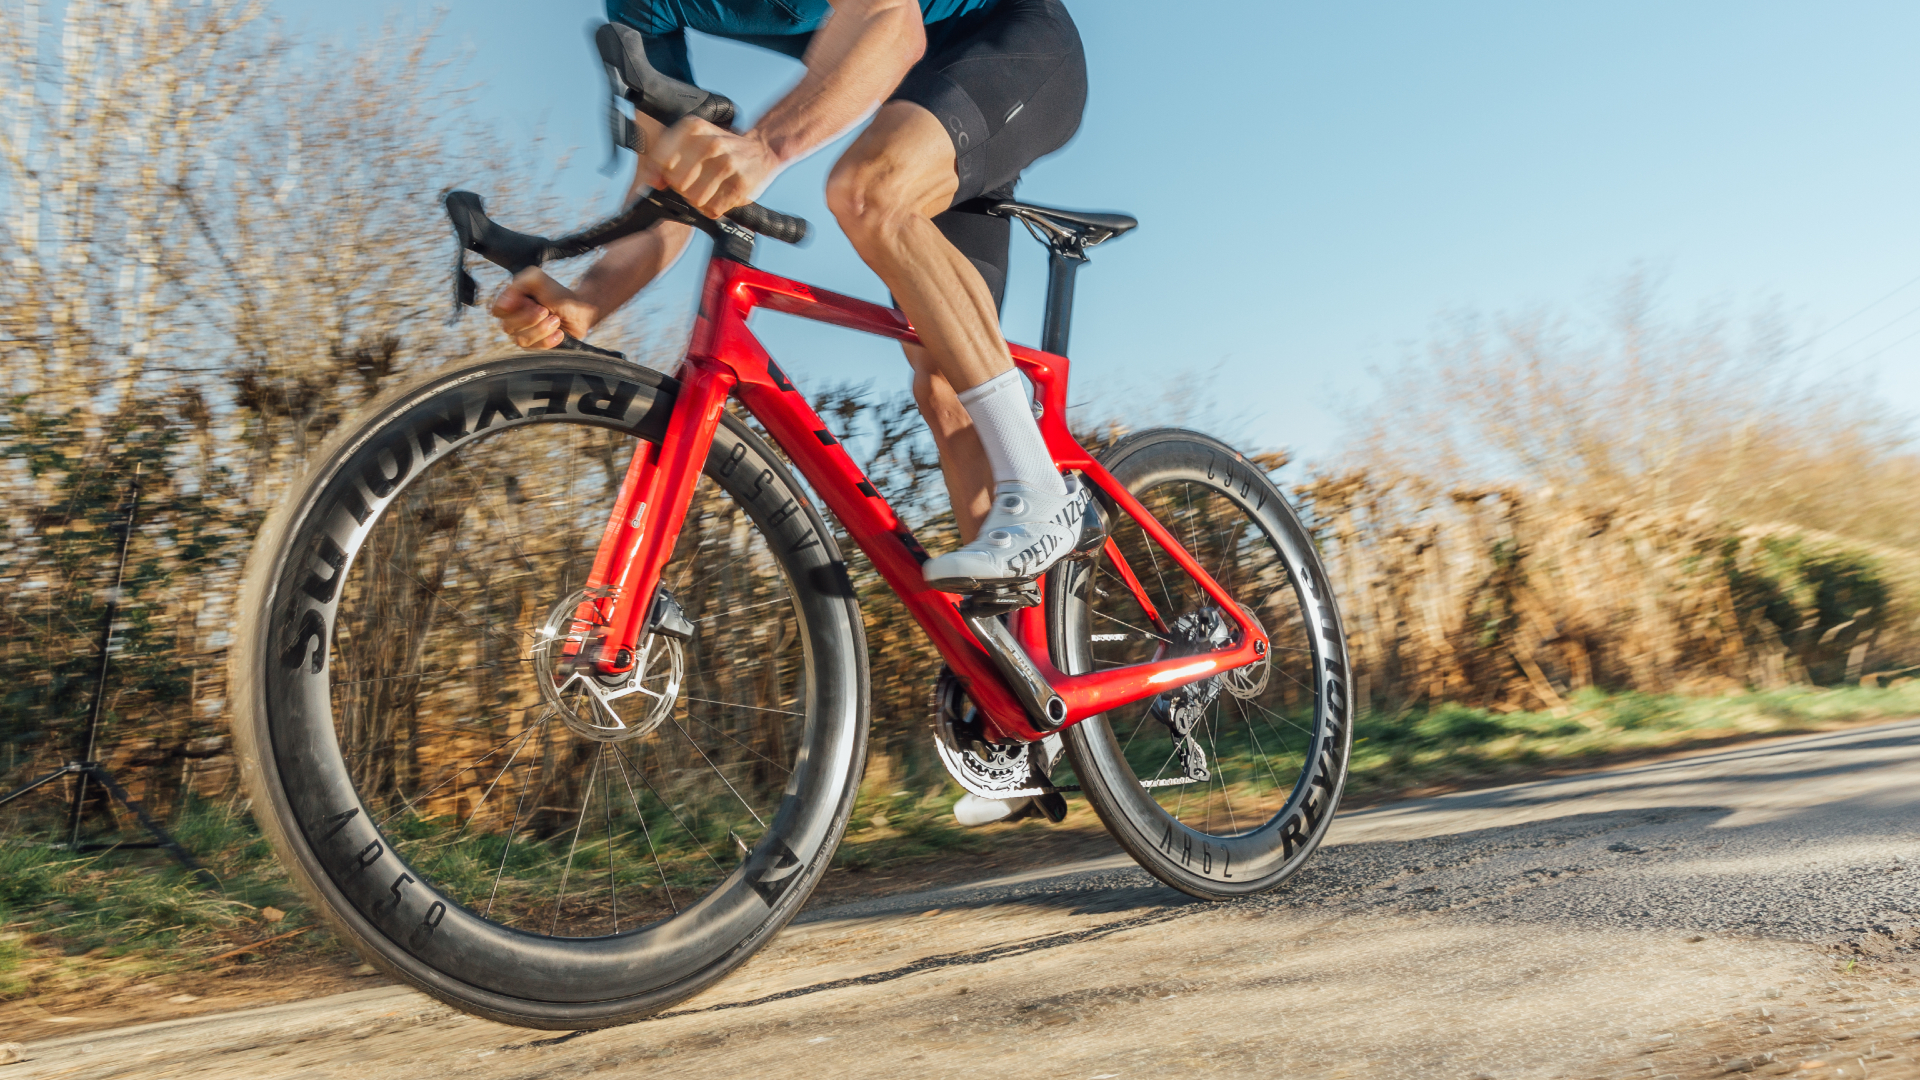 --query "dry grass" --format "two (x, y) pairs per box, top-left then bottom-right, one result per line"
(1300, 277), (1919, 714)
